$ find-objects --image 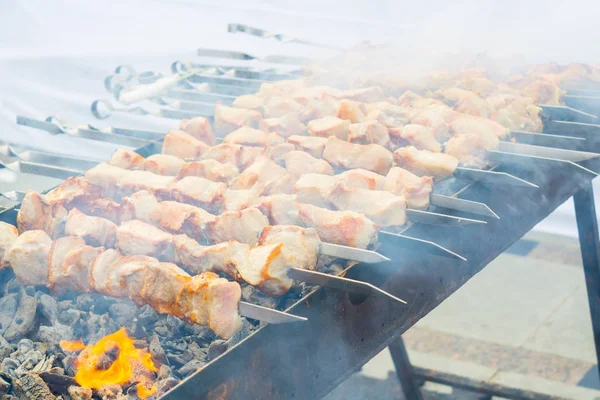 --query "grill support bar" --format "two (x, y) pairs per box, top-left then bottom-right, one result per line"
(388, 181), (600, 399)
(574, 182), (600, 374)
